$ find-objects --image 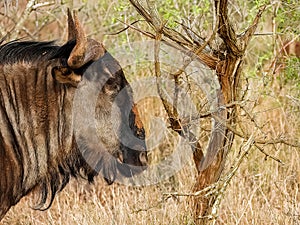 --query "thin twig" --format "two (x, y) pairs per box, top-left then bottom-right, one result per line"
(253, 32), (285, 36)
(32, 1), (55, 10)
(170, 14), (220, 78)
(266, 34), (300, 76)
(13, 0), (36, 38)
(107, 20), (144, 35)
(212, 113), (300, 149)
(132, 195), (172, 213)
(129, 0), (219, 70)
(117, 20), (156, 39)
(240, 4), (267, 46)
(210, 113), (295, 164)
(3, 0), (55, 40)
(208, 135), (255, 223)
(253, 143), (284, 164)
(163, 135), (254, 201)
(163, 182), (219, 198)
